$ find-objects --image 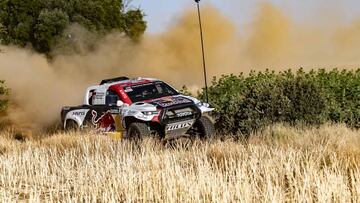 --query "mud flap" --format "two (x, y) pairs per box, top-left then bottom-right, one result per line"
(106, 132), (124, 140)
(105, 114), (124, 141)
